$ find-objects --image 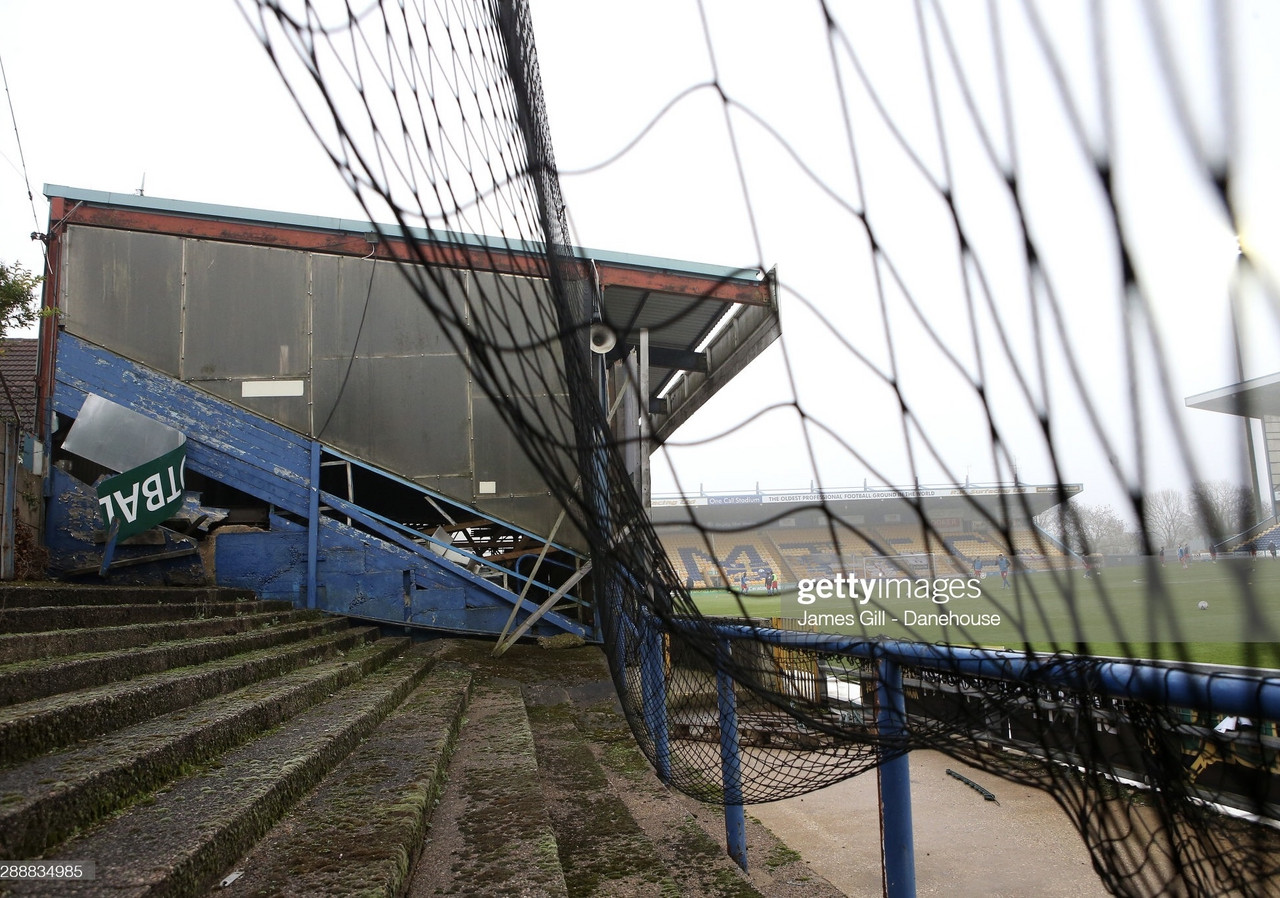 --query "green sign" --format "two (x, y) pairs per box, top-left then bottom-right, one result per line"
(96, 443), (187, 542)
